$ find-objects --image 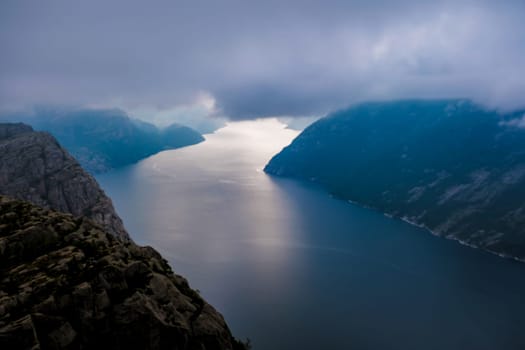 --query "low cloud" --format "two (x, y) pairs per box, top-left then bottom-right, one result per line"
(500, 114), (525, 129)
(1, 0), (524, 120)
